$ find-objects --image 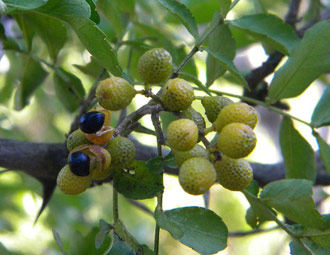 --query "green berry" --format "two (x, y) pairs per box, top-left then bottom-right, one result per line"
(96, 77), (136, 111)
(172, 144), (208, 167)
(214, 155), (253, 191)
(217, 123), (256, 159)
(57, 164), (92, 195)
(214, 102), (258, 132)
(166, 119), (198, 151)
(182, 106), (206, 131)
(66, 129), (91, 151)
(179, 157), (216, 195)
(161, 78), (194, 111)
(201, 96), (233, 123)
(106, 136), (136, 168)
(138, 48), (173, 84)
